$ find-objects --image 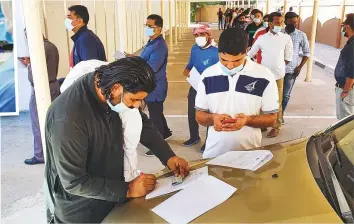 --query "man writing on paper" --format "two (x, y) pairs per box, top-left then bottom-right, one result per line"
(44, 57), (189, 223)
(183, 25), (219, 150)
(195, 27), (278, 159)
